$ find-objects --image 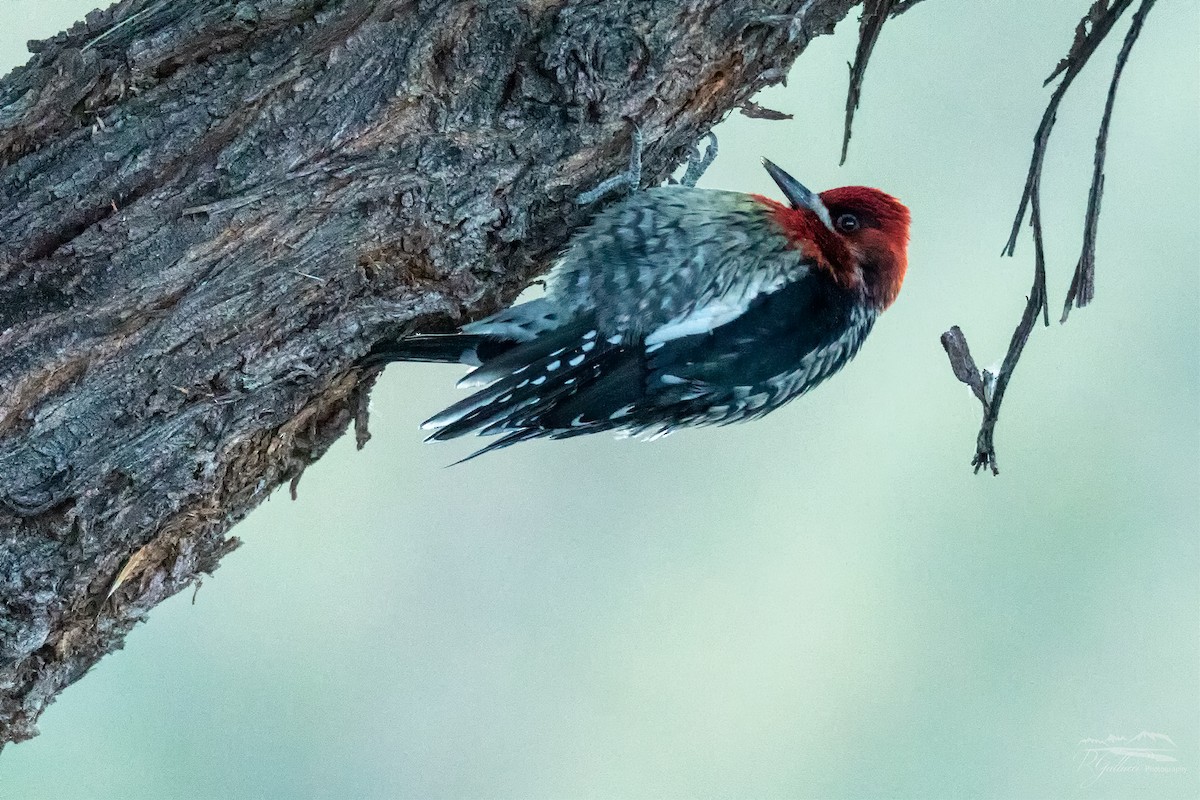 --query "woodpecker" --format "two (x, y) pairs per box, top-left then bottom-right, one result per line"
(367, 160), (910, 460)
